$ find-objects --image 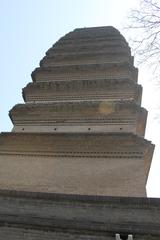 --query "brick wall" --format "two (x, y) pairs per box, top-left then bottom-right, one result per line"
(0, 191), (159, 239)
